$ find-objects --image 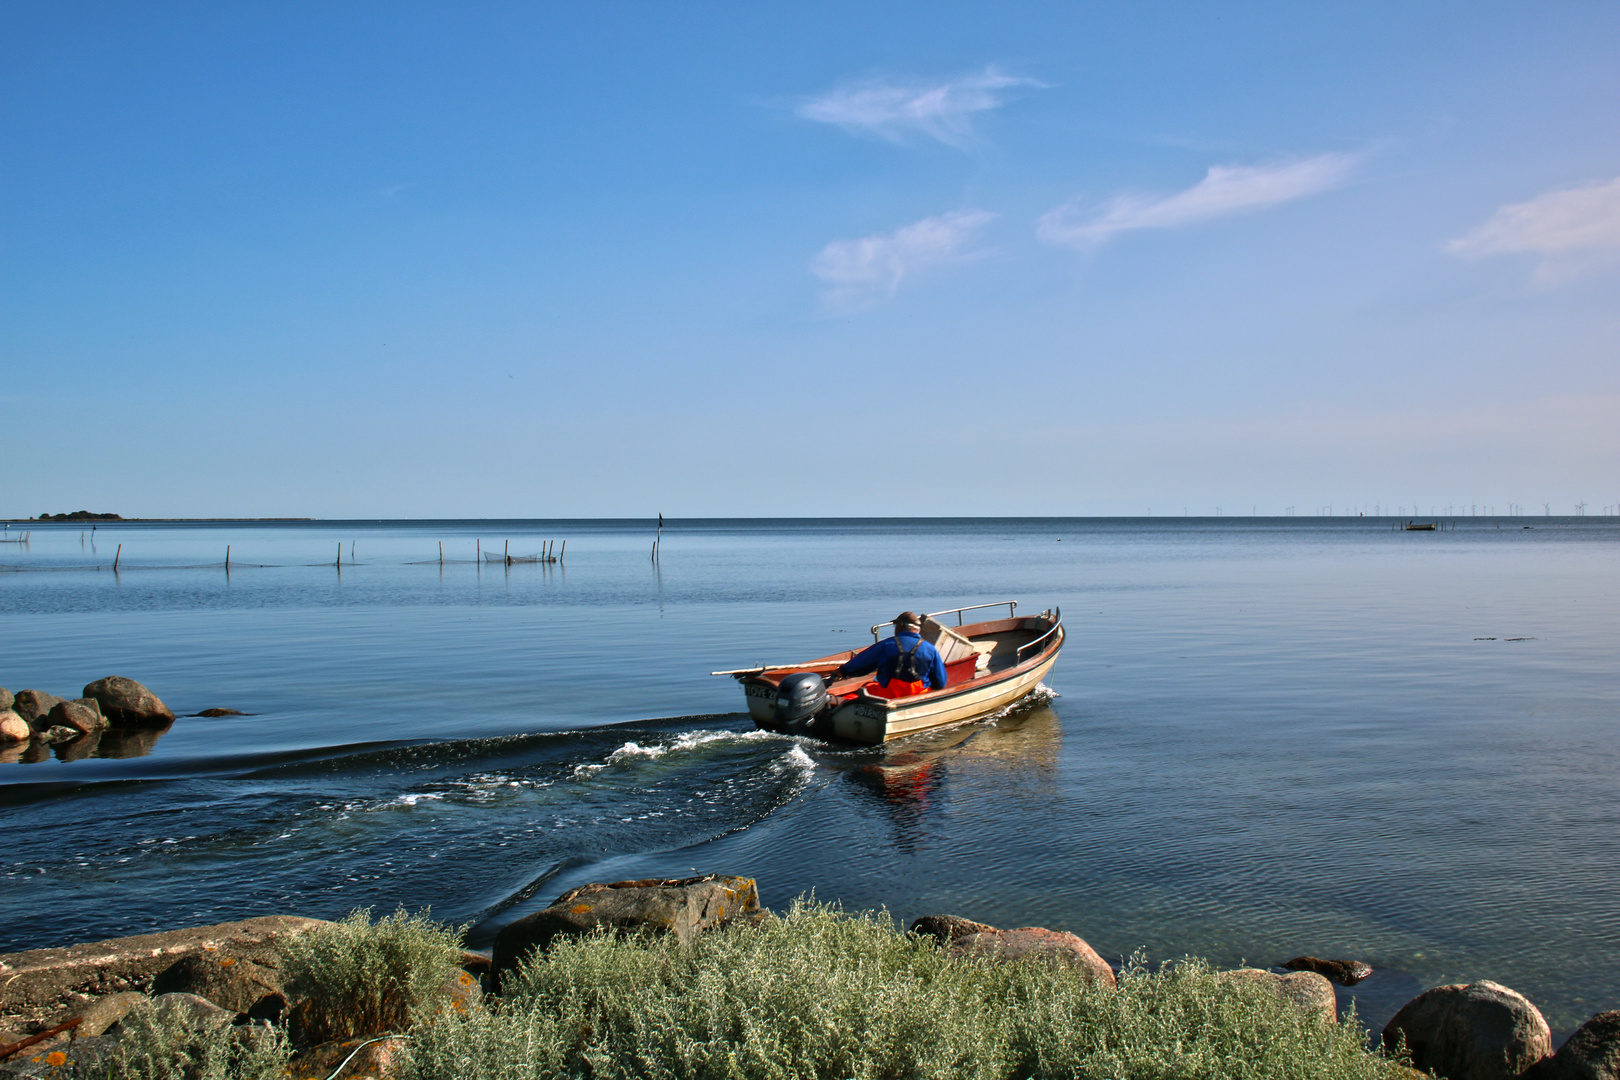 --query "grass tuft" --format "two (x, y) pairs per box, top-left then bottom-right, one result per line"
(401, 899), (1413, 1080)
(279, 906), (465, 1044)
